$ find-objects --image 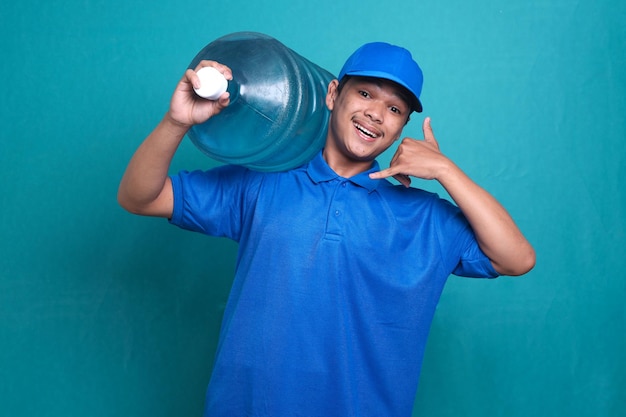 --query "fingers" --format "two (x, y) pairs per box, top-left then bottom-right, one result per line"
(194, 60), (233, 80)
(393, 173), (412, 188)
(182, 62), (233, 105)
(369, 167), (412, 188)
(172, 64), (231, 124)
(186, 61), (233, 91)
(368, 143), (407, 184)
(368, 170), (411, 188)
(184, 68), (201, 90)
(369, 168), (392, 180)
